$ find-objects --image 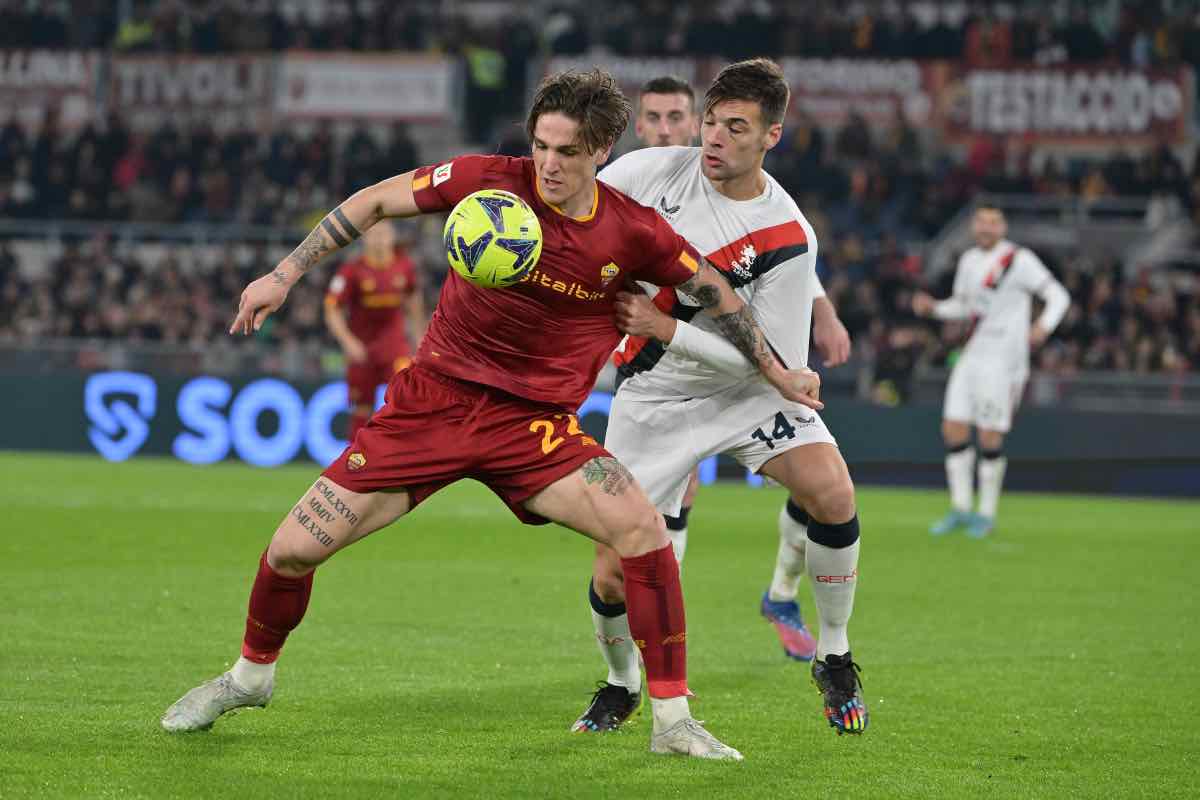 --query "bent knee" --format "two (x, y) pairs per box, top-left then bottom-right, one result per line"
(809, 479), (856, 525)
(941, 419), (970, 446)
(267, 530), (331, 576)
(608, 504), (668, 559)
(592, 545), (625, 603)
